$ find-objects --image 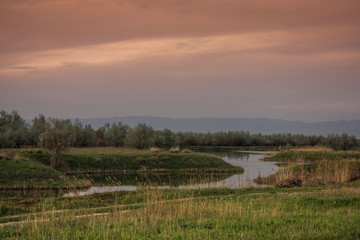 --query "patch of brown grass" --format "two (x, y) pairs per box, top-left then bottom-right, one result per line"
(290, 146), (333, 152)
(256, 159), (360, 188)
